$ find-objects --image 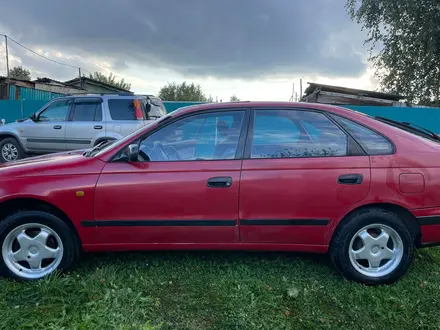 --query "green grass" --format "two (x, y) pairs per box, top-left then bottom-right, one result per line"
(2, 248), (440, 330)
